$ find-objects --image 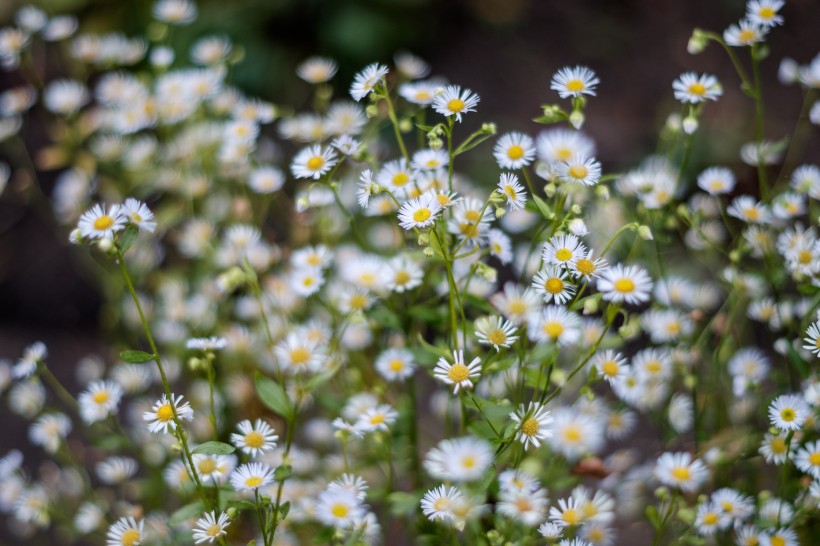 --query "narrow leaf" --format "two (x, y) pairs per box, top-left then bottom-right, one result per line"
(192, 441), (236, 455)
(120, 350), (155, 363)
